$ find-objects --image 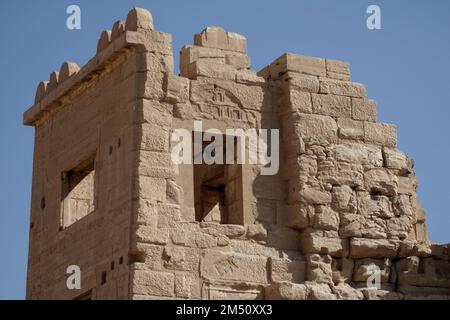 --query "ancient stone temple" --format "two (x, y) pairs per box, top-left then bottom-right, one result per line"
(24, 7), (449, 300)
